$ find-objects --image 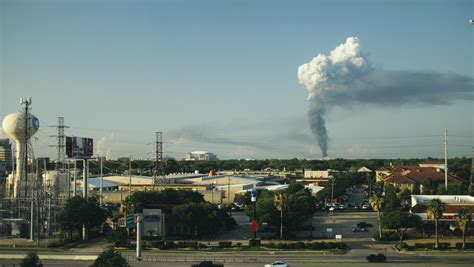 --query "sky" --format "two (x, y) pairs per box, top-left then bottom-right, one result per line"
(0, 0), (473, 160)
